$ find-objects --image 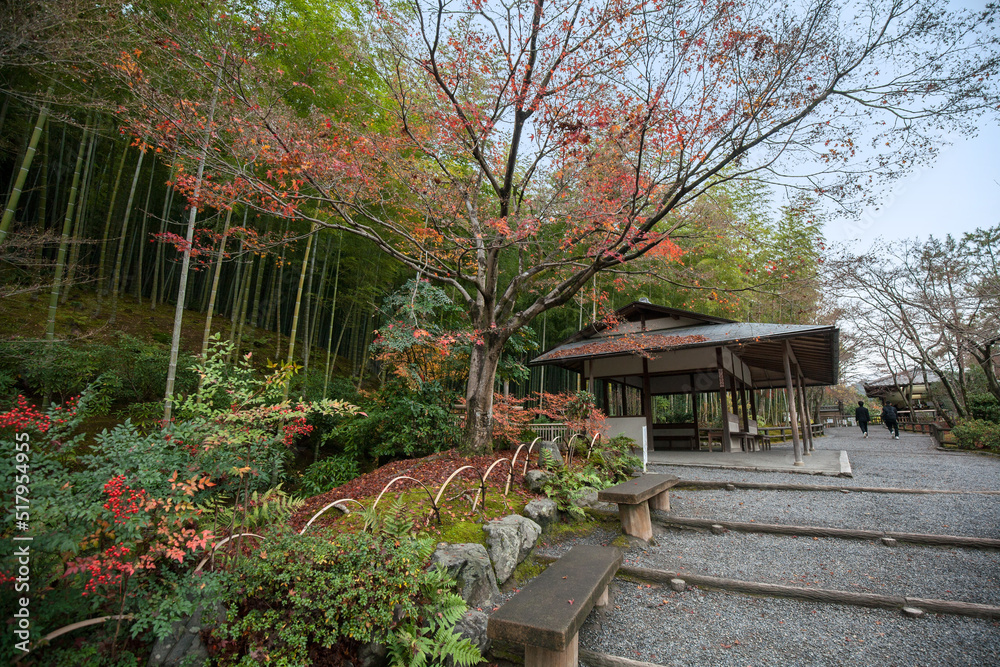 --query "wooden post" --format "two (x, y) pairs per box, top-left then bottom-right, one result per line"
(642, 359), (653, 449)
(619, 502), (653, 541)
(716, 348), (732, 452)
(797, 380), (811, 455)
(782, 342), (804, 466)
(798, 377), (814, 453)
(690, 374), (699, 451)
(739, 379), (750, 432)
